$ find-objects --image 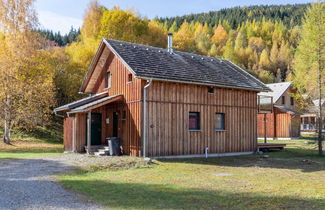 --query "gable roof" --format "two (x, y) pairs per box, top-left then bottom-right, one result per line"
(312, 99), (325, 107)
(258, 82), (292, 103)
(80, 39), (269, 93)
